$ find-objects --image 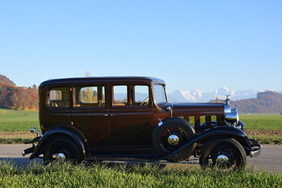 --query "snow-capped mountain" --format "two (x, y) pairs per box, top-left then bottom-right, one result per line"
(167, 87), (279, 102)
